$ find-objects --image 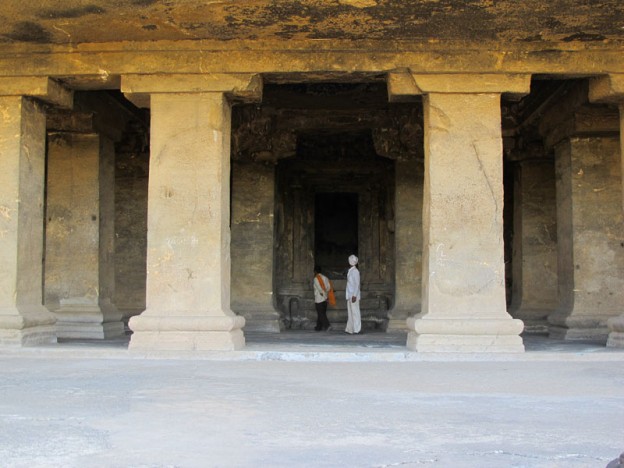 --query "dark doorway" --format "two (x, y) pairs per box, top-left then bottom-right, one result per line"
(314, 192), (358, 278)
